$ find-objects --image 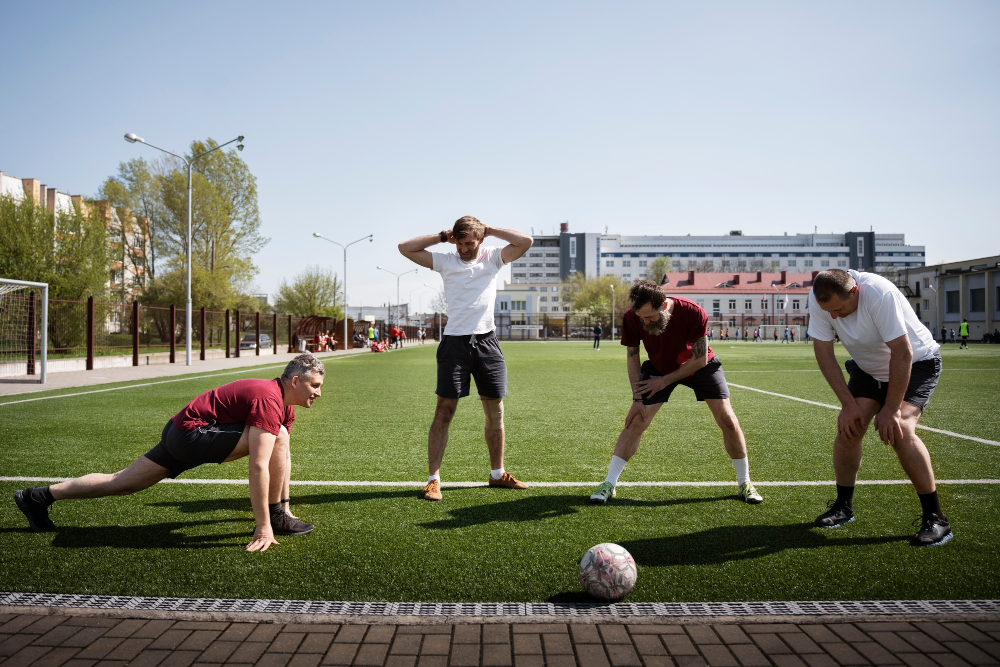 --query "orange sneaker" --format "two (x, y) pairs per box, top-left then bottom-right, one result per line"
(422, 480), (442, 501)
(488, 471), (528, 489)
